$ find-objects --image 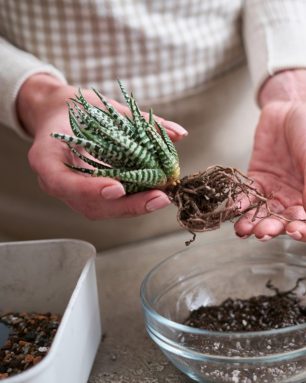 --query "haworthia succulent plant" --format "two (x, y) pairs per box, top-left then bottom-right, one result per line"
(51, 81), (180, 193)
